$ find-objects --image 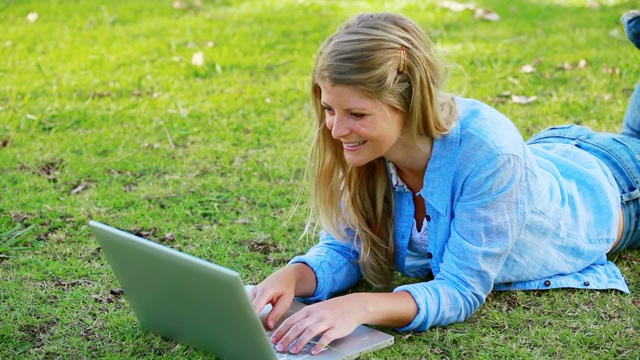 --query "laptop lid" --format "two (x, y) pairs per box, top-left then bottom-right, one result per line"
(90, 220), (394, 359)
(90, 220), (280, 359)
